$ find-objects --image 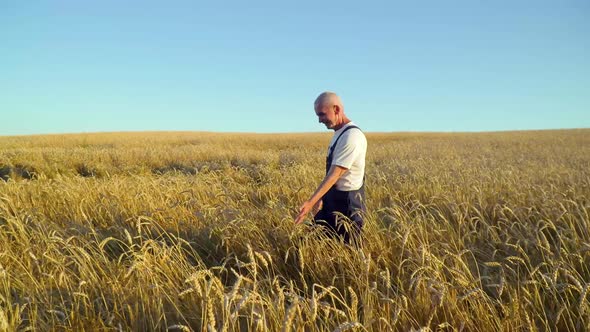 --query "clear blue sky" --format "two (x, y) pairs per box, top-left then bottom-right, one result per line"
(1, 0), (589, 135)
